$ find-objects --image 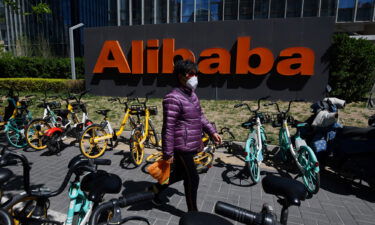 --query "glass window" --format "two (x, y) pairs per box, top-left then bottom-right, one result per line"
(224, 0), (238, 20)
(303, 0), (319, 17)
(196, 0), (209, 21)
(286, 0), (301, 17)
(239, 0), (254, 19)
(270, 0), (286, 18)
(337, 0), (356, 21)
(210, 0), (222, 21)
(356, 0), (374, 21)
(182, 0), (194, 22)
(254, 0), (270, 18)
(170, 0), (181, 23)
(144, 0), (155, 24)
(156, 0), (167, 24)
(120, 0), (129, 25)
(132, 0), (142, 25)
(320, 0), (337, 17)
